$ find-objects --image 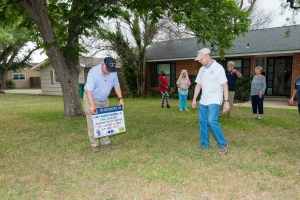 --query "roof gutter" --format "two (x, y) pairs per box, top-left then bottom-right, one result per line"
(146, 50), (298, 62)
